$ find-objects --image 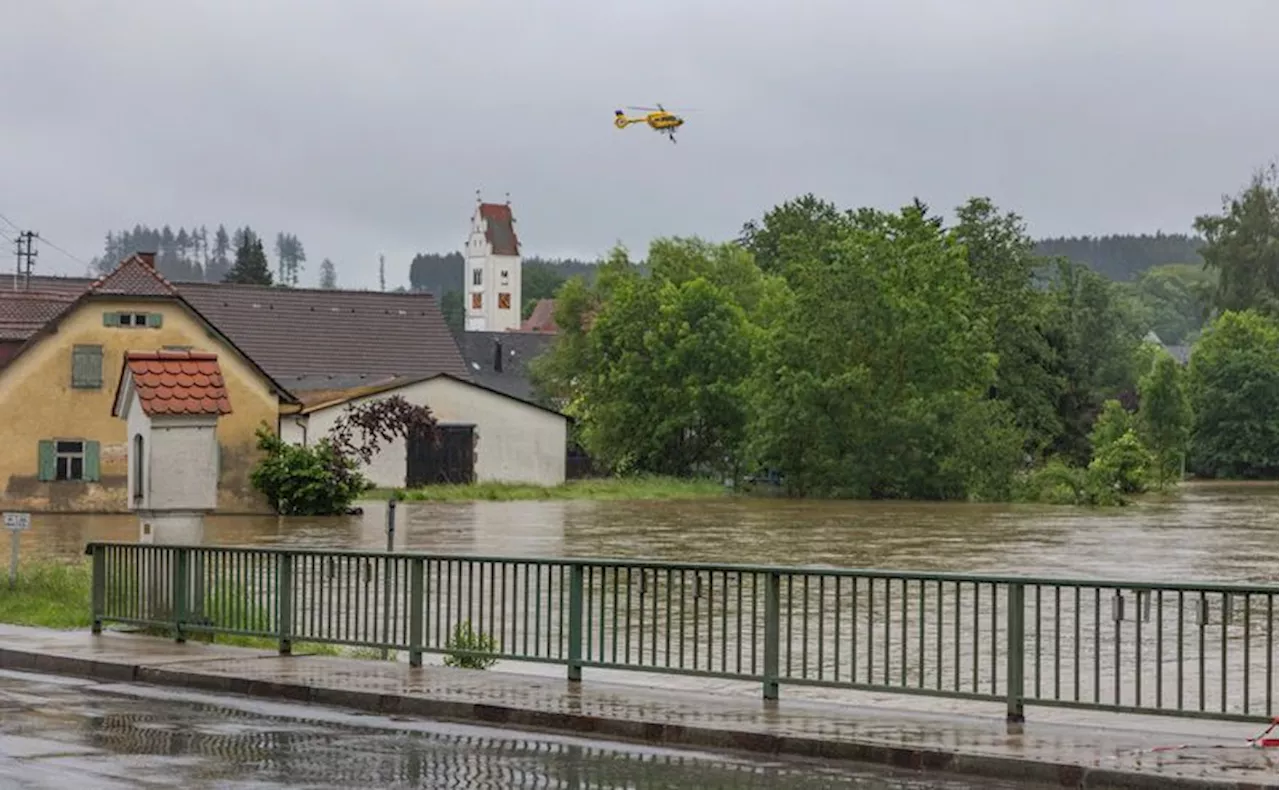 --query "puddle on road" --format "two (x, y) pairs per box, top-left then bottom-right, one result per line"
(1, 671), (1043, 790)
